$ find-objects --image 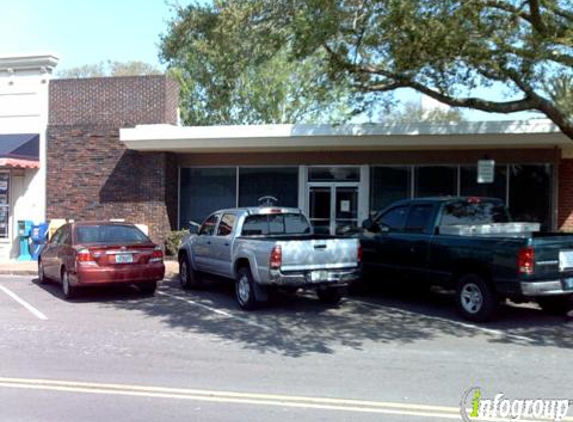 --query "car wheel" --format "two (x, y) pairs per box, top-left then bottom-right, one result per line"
(317, 287), (343, 305)
(38, 260), (48, 284)
(139, 281), (157, 296)
(456, 274), (498, 322)
(235, 267), (257, 310)
(61, 269), (76, 300)
(179, 255), (201, 289)
(537, 295), (573, 315)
